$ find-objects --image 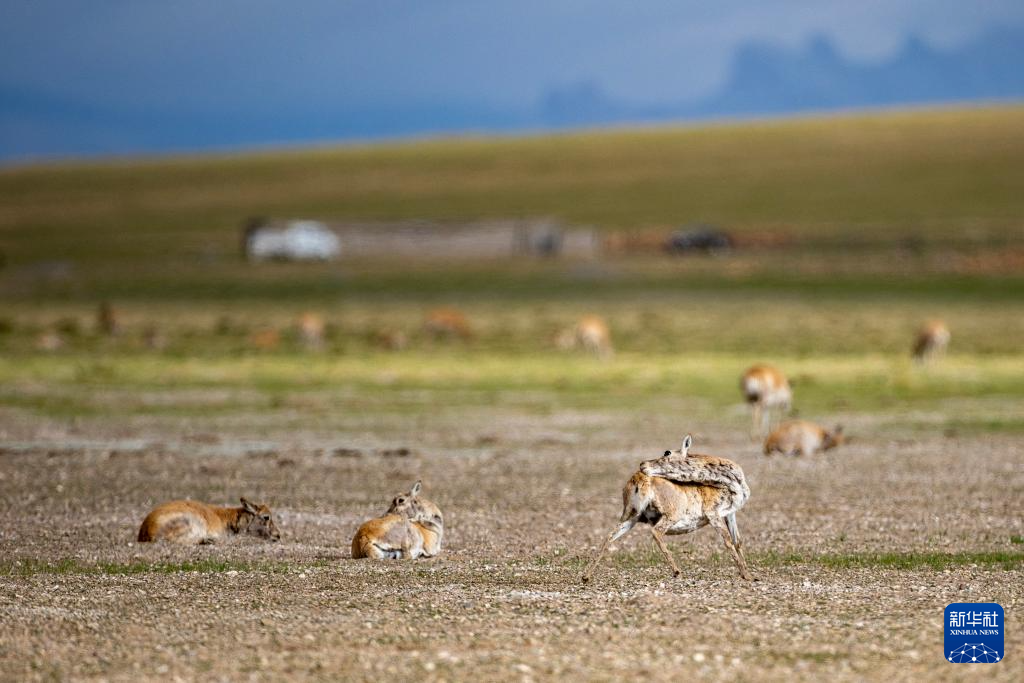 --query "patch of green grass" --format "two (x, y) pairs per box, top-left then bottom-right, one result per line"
(0, 558), (326, 576)
(610, 546), (668, 570)
(752, 550), (1024, 571)
(940, 418), (1024, 434)
(0, 351), (1020, 419)
(1011, 536), (1024, 545)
